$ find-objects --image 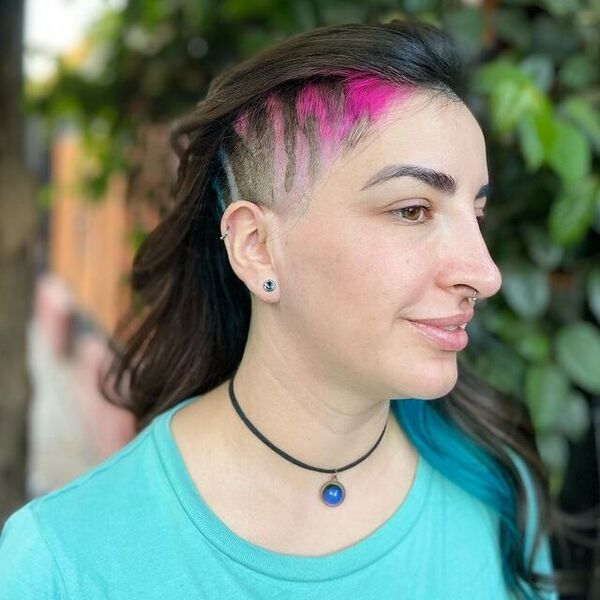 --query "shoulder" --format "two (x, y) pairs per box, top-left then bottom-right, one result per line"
(27, 418), (156, 524)
(0, 421), (158, 599)
(0, 502), (68, 598)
